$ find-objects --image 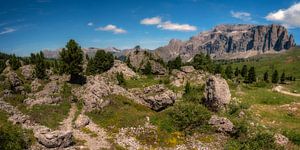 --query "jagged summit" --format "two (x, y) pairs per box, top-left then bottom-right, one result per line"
(155, 24), (296, 61)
